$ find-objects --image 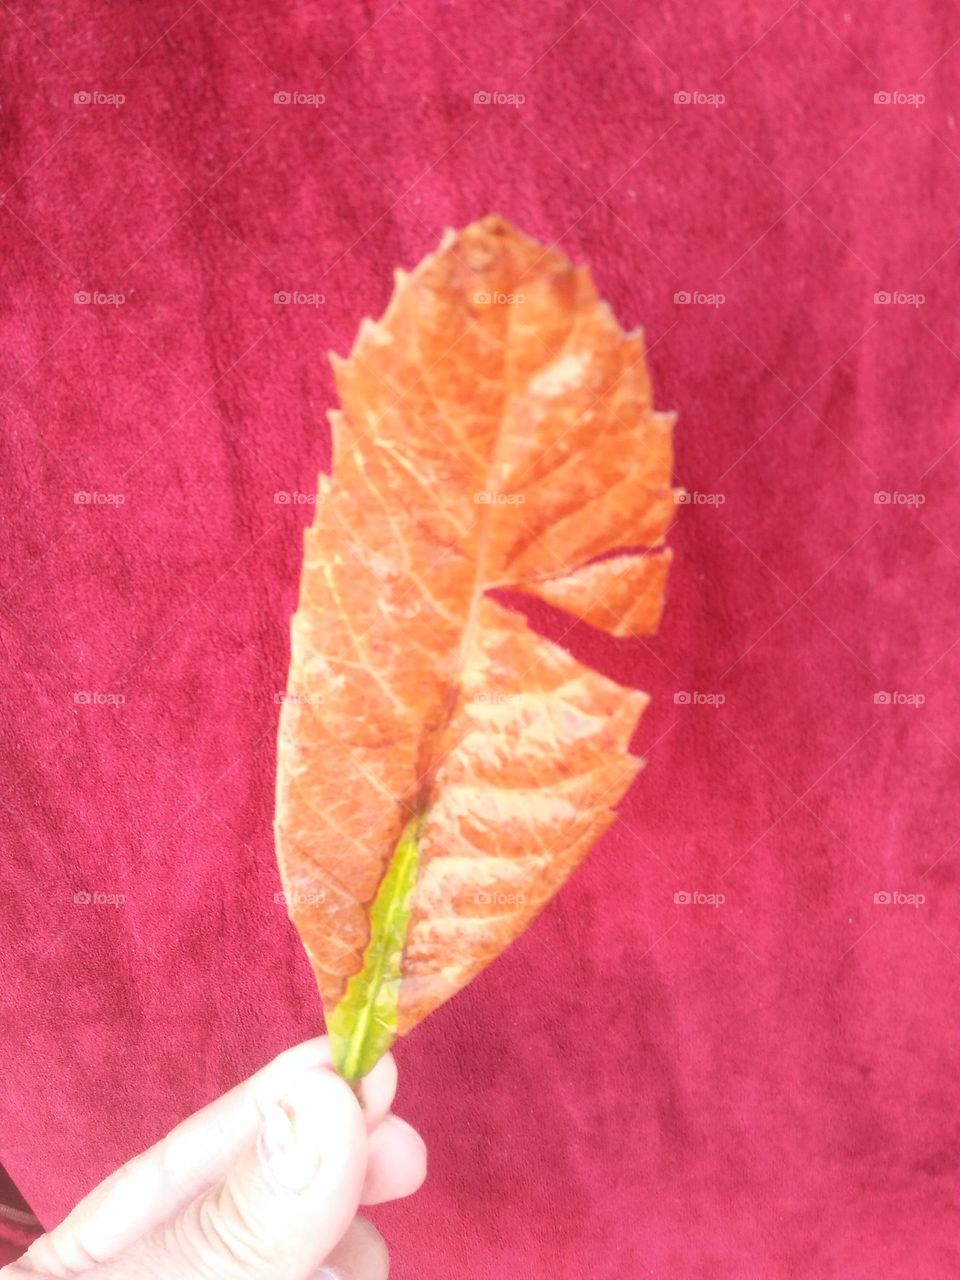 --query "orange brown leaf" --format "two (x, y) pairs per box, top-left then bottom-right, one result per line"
(274, 216), (676, 1079)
